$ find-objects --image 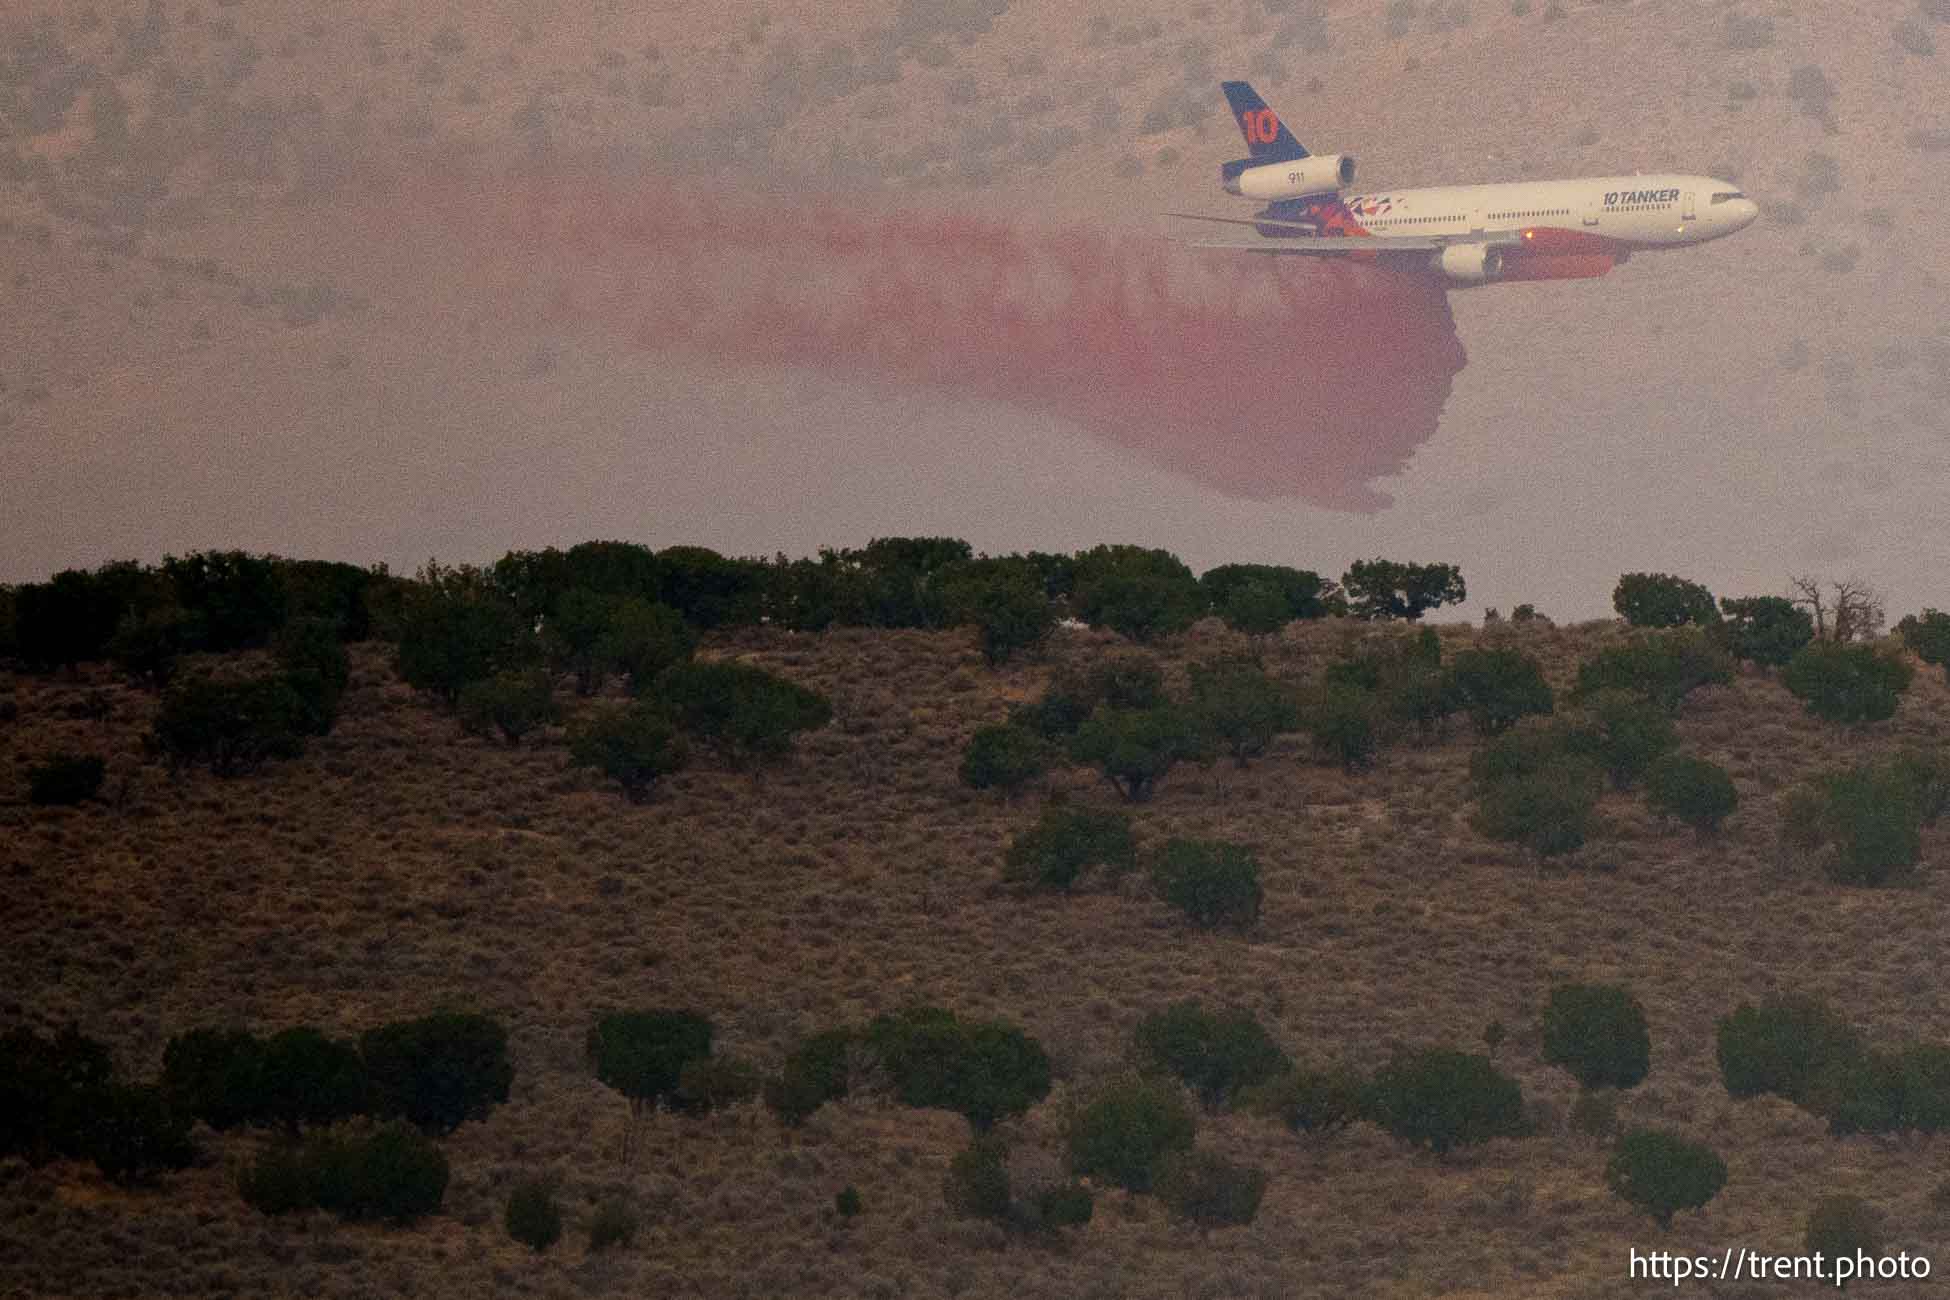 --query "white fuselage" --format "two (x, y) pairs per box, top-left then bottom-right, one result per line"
(1331, 173), (1759, 248)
